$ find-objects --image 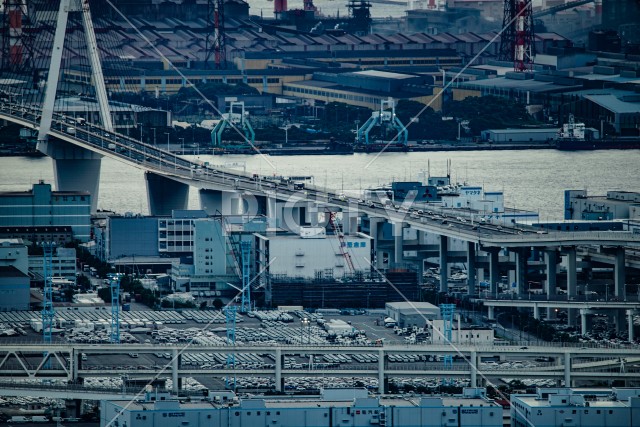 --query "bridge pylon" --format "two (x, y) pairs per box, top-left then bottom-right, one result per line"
(36, 0), (112, 213)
